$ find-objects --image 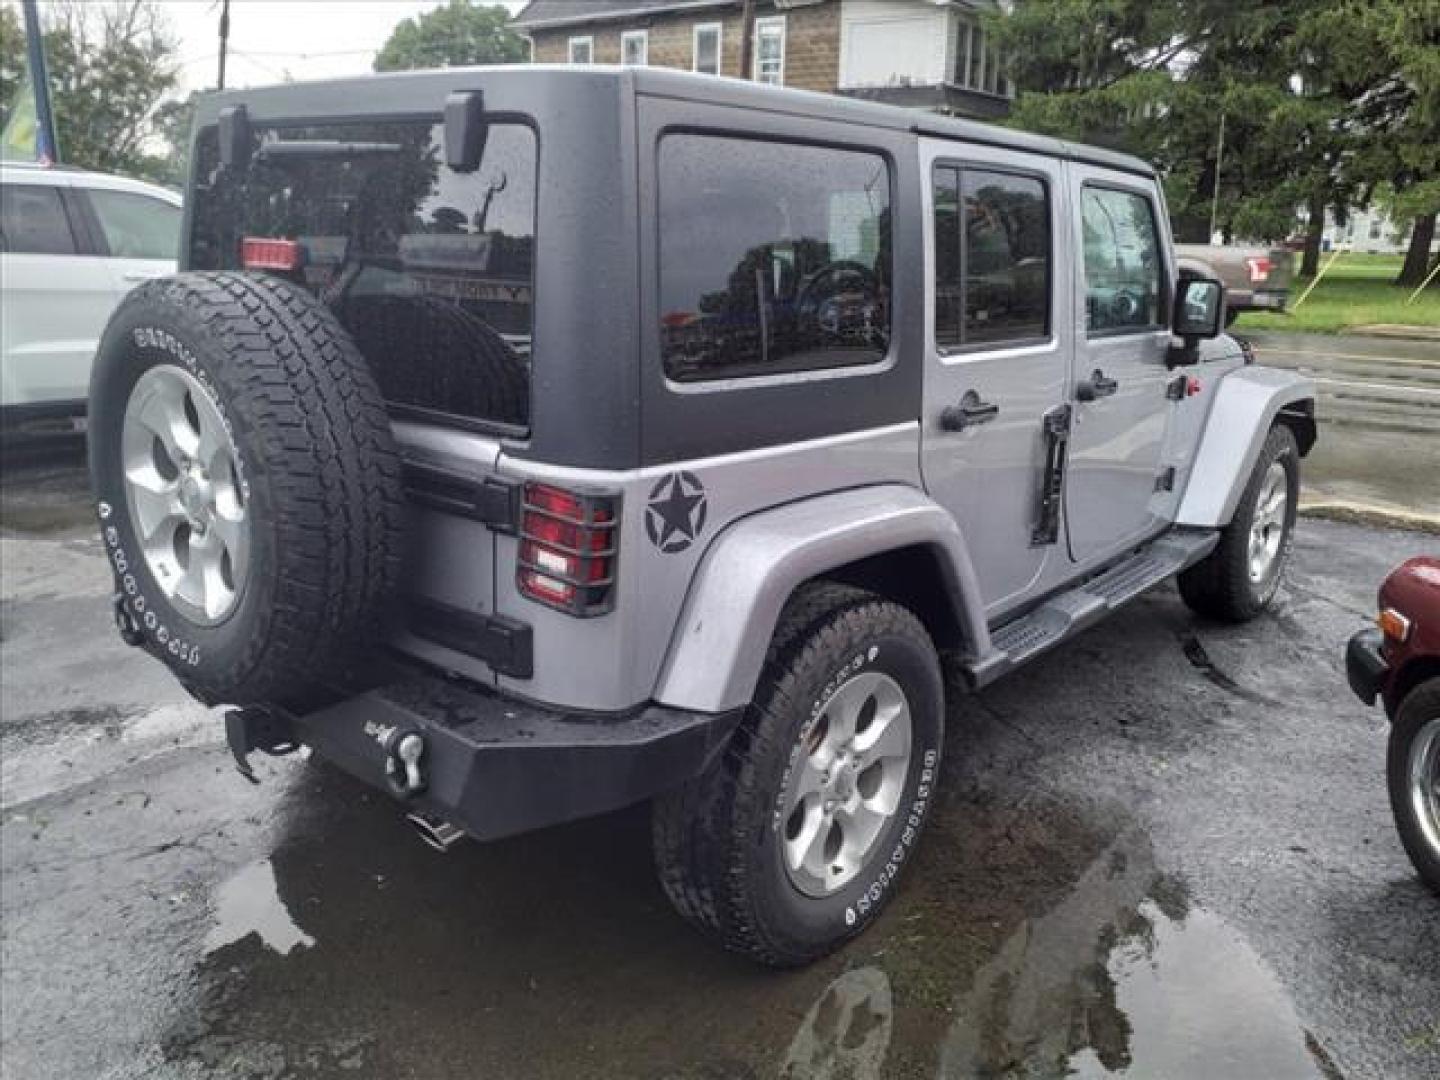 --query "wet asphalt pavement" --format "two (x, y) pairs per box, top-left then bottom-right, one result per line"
(2, 447), (1439, 1080)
